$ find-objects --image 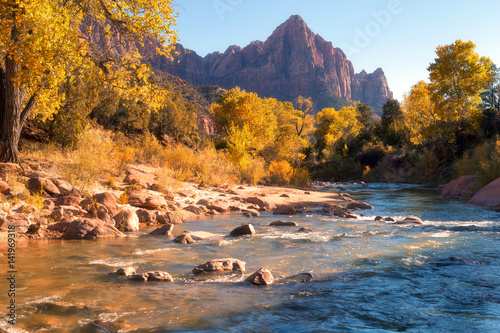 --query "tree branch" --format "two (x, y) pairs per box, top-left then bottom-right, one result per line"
(20, 93), (37, 125)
